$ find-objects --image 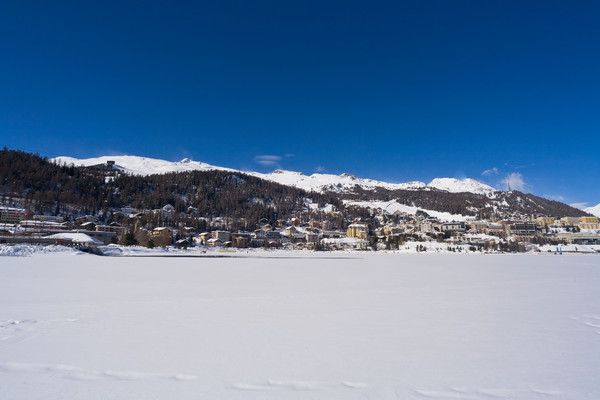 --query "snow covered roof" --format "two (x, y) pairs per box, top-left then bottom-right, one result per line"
(45, 232), (103, 244)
